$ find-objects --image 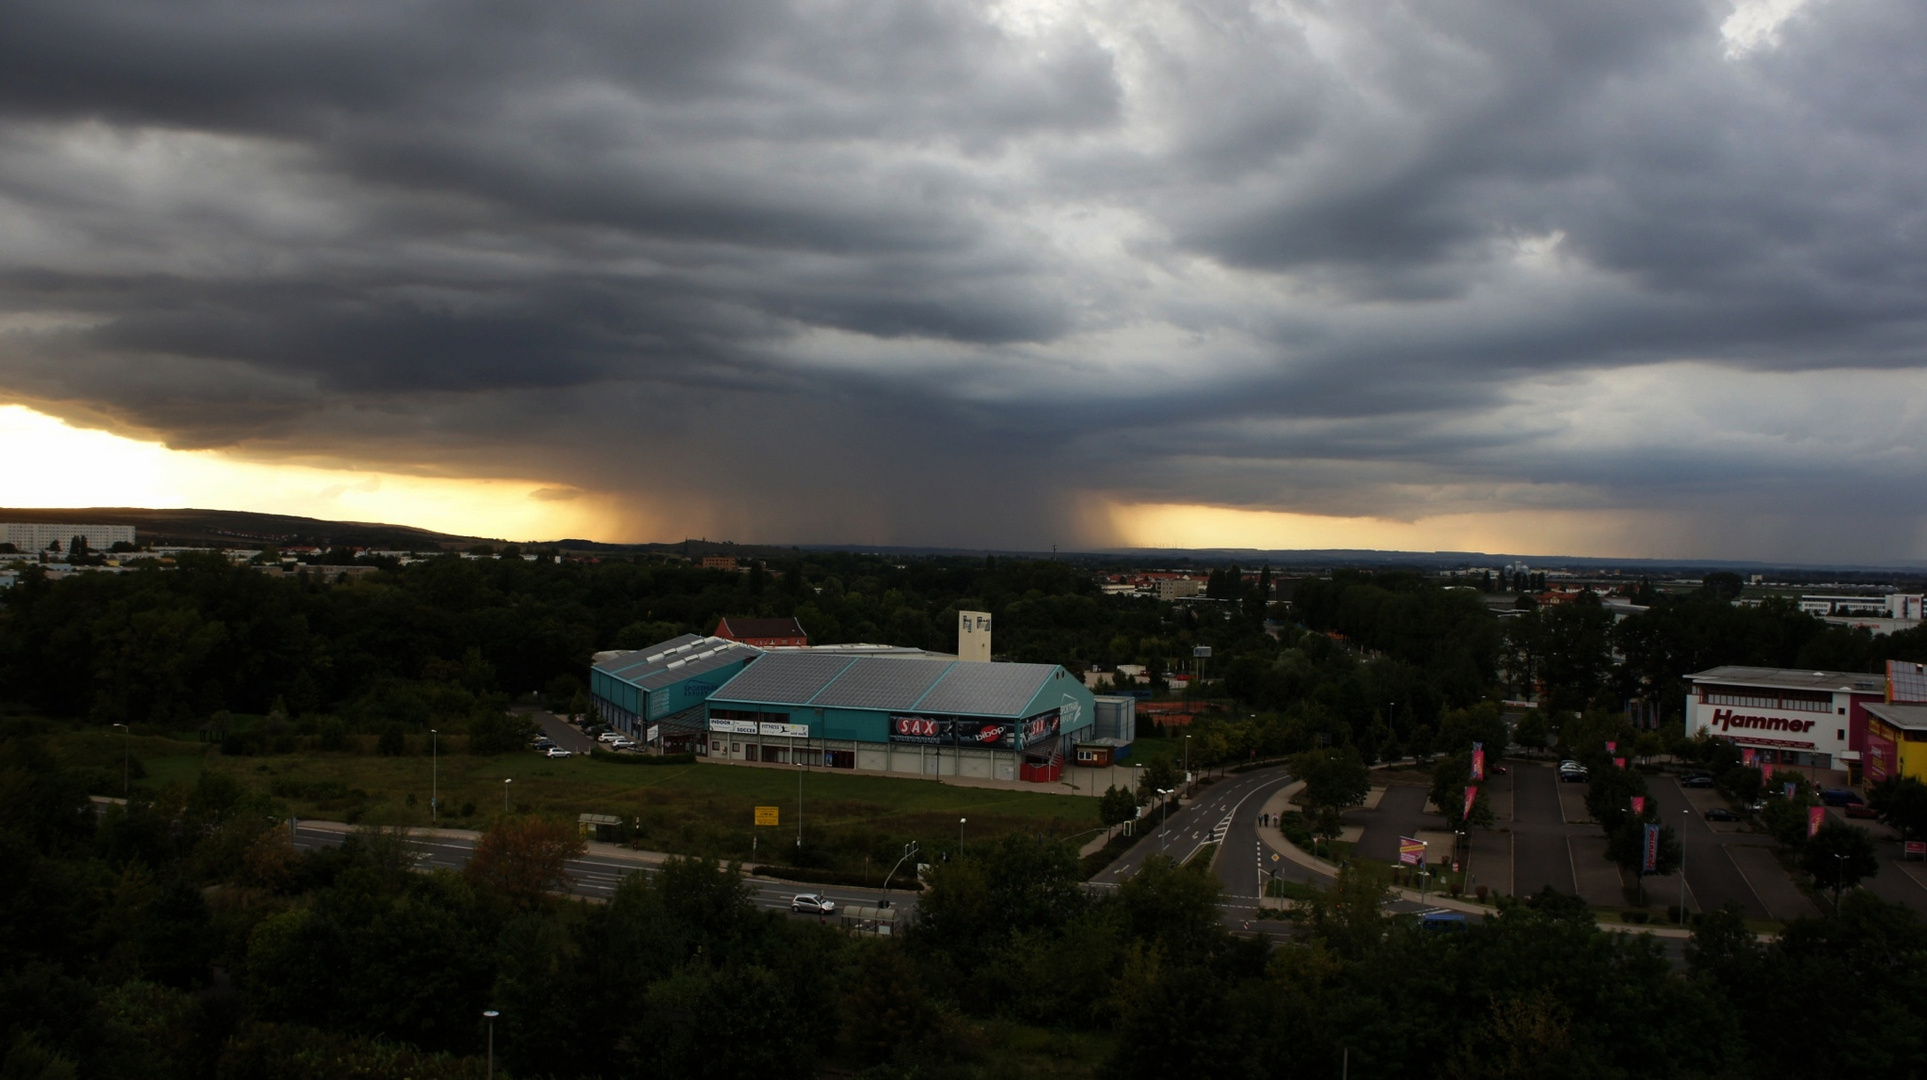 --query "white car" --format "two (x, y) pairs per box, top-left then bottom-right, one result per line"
(597, 731), (624, 743)
(545, 747), (573, 759)
(608, 738), (636, 751)
(790, 893), (835, 915)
